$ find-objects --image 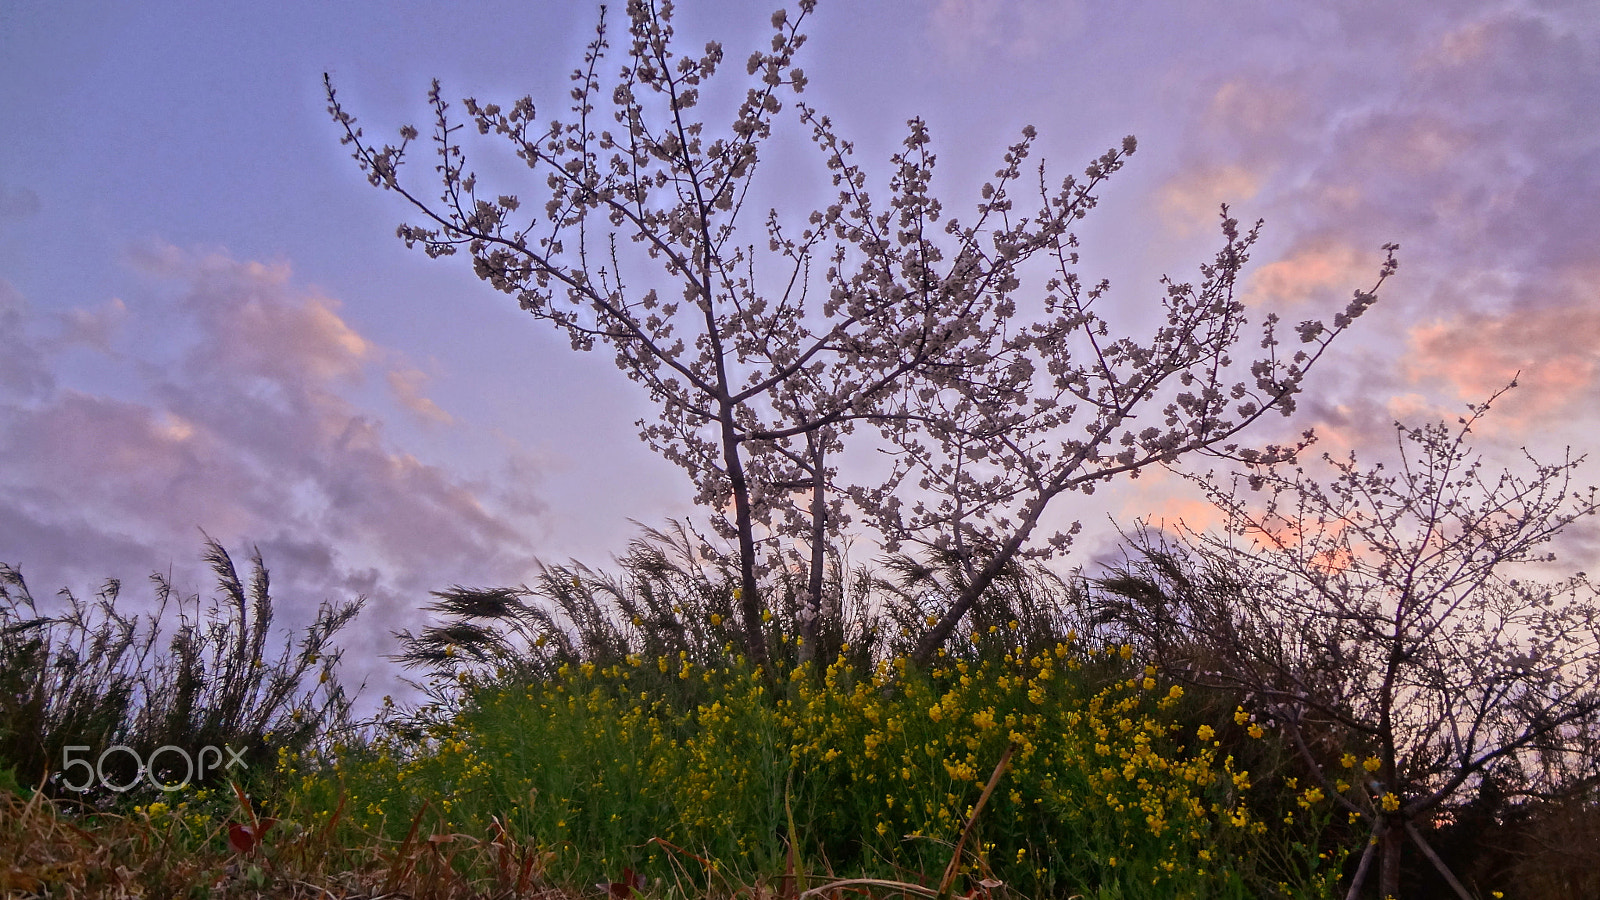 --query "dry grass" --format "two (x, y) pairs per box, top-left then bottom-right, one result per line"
(0, 785), (580, 900)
